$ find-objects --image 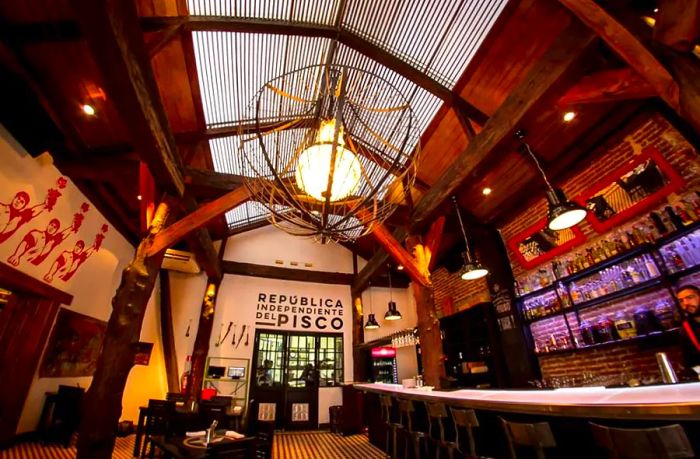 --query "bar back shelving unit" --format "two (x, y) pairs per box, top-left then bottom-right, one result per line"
(515, 222), (700, 356)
